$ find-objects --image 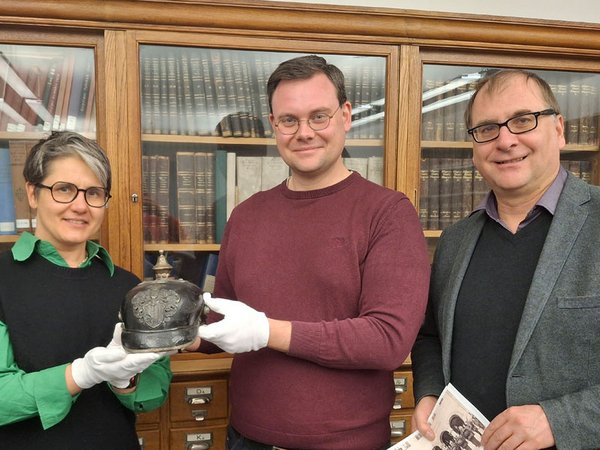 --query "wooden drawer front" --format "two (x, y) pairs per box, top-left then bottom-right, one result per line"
(137, 408), (160, 425)
(393, 370), (414, 410)
(170, 425), (227, 450)
(170, 379), (228, 423)
(390, 413), (412, 443)
(137, 429), (160, 450)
